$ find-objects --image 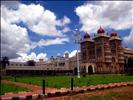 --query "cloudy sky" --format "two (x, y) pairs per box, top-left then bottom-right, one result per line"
(1, 1), (133, 62)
